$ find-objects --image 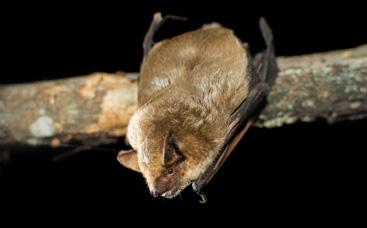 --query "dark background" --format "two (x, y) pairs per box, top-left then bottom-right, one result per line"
(0, 0), (365, 224)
